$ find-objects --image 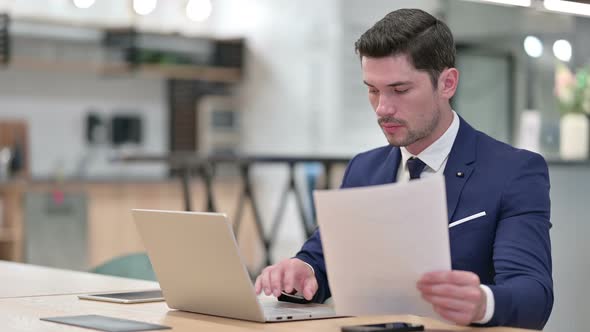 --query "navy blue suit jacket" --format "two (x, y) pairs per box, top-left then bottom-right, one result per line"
(295, 117), (553, 330)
